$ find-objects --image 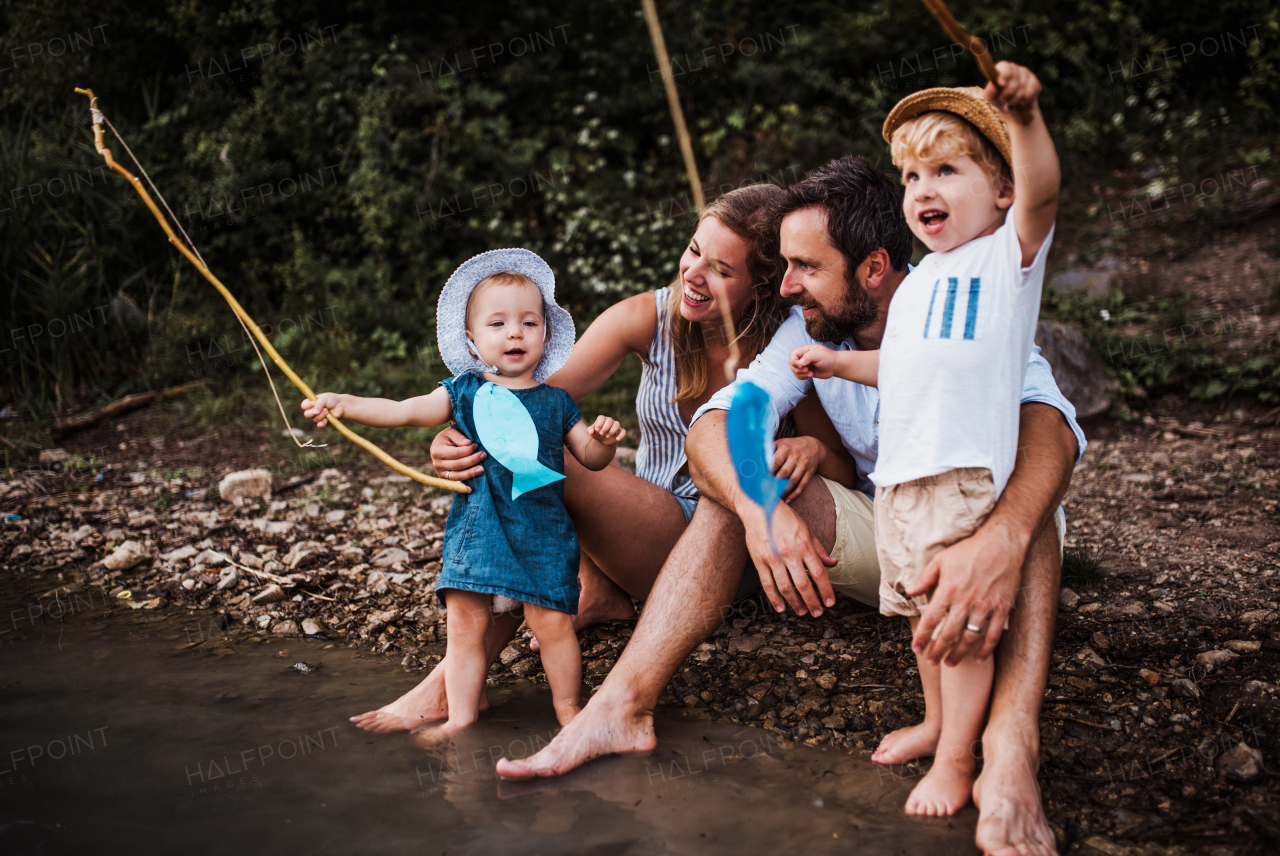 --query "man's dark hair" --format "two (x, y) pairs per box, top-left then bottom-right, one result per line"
(775, 155), (914, 273)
